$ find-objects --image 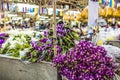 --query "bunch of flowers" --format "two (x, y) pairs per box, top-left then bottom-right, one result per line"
(56, 24), (71, 37)
(0, 31), (40, 57)
(22, 38), (54, 62)
(53, 41), (115, 80)
(22, 37), (63, 62)
(23, 23), (80, 62)
(55, 23), (80, 53)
